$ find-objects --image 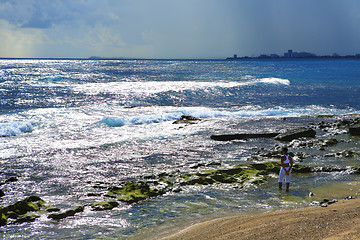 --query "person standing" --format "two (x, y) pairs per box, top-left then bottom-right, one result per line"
(278, 147), (293, 192)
